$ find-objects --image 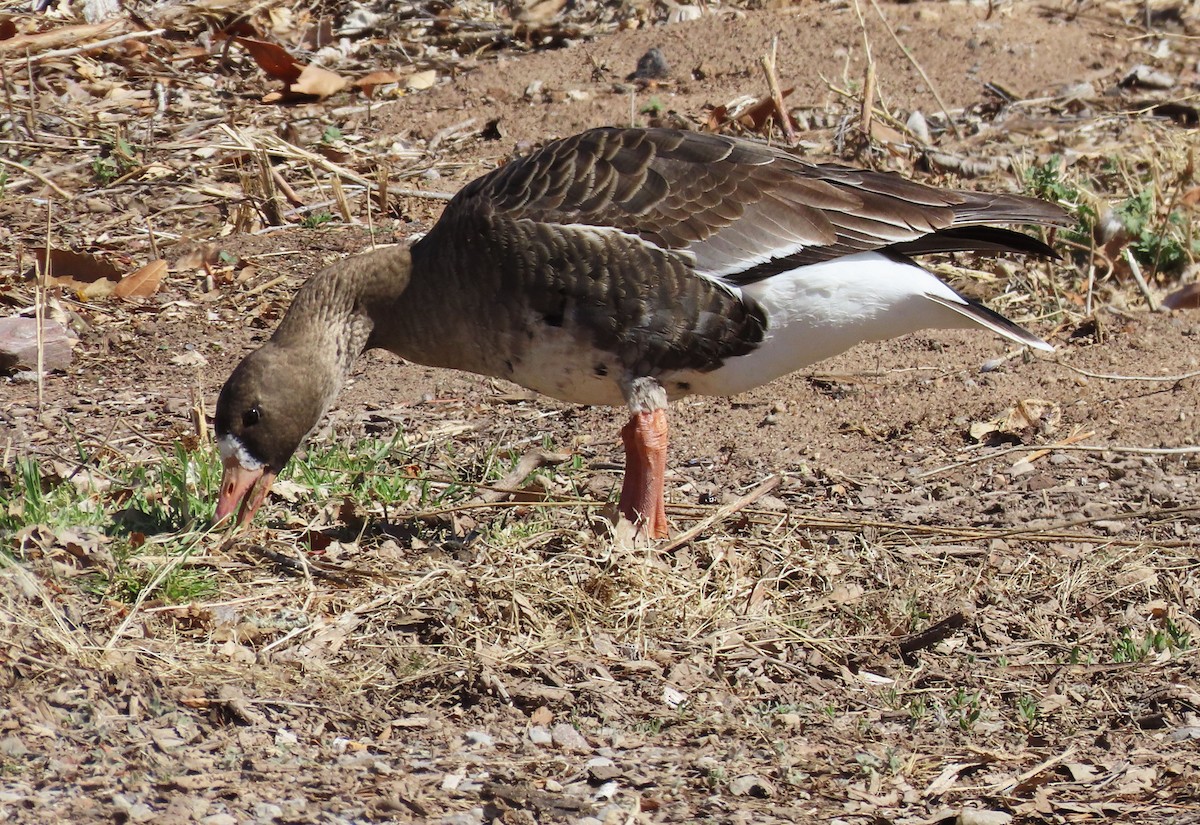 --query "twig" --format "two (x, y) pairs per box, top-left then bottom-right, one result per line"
(477, 448), (571, 504)
(759, 37), (797, 146)
(987, 746), (1077, 794)
(1124, 247), (1159, 311)
(269, 166), (304, 207)
(1054, 363), (1200, 383)
(104, 534), (205, 650)
(2, 24), (158, 63)
(899, 611), (966, 659)
(867, 0), (963, 140)
(35, 204), (50, 411)
(0, 156), (73, 200)
(1019, 429), (1096, 465)
(850, 0), (876, 142)
(661, 474), (781, 553)
(916, 441), (1200, 480)
(427, 118), (477, 153)
(244, 274), (289, 296)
